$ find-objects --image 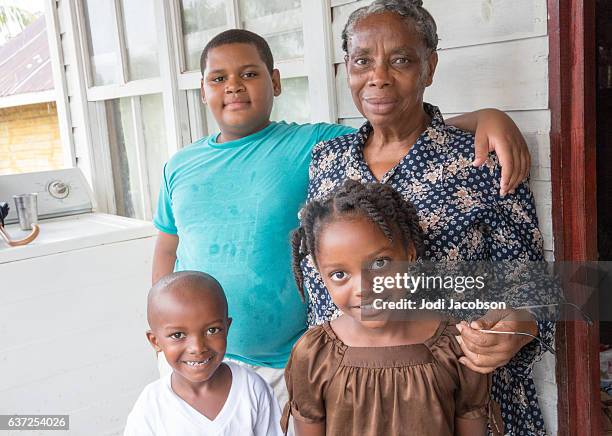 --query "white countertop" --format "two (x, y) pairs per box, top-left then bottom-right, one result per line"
(0, 213), (157, 263)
